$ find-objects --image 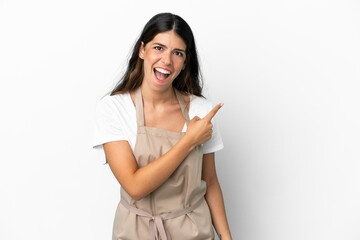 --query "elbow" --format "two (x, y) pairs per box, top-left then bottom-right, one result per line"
(125, 187), (147, 201)
(120, 173), (150, 201)
(204, 177), (220, 190)
(131, 193), (144, 201)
